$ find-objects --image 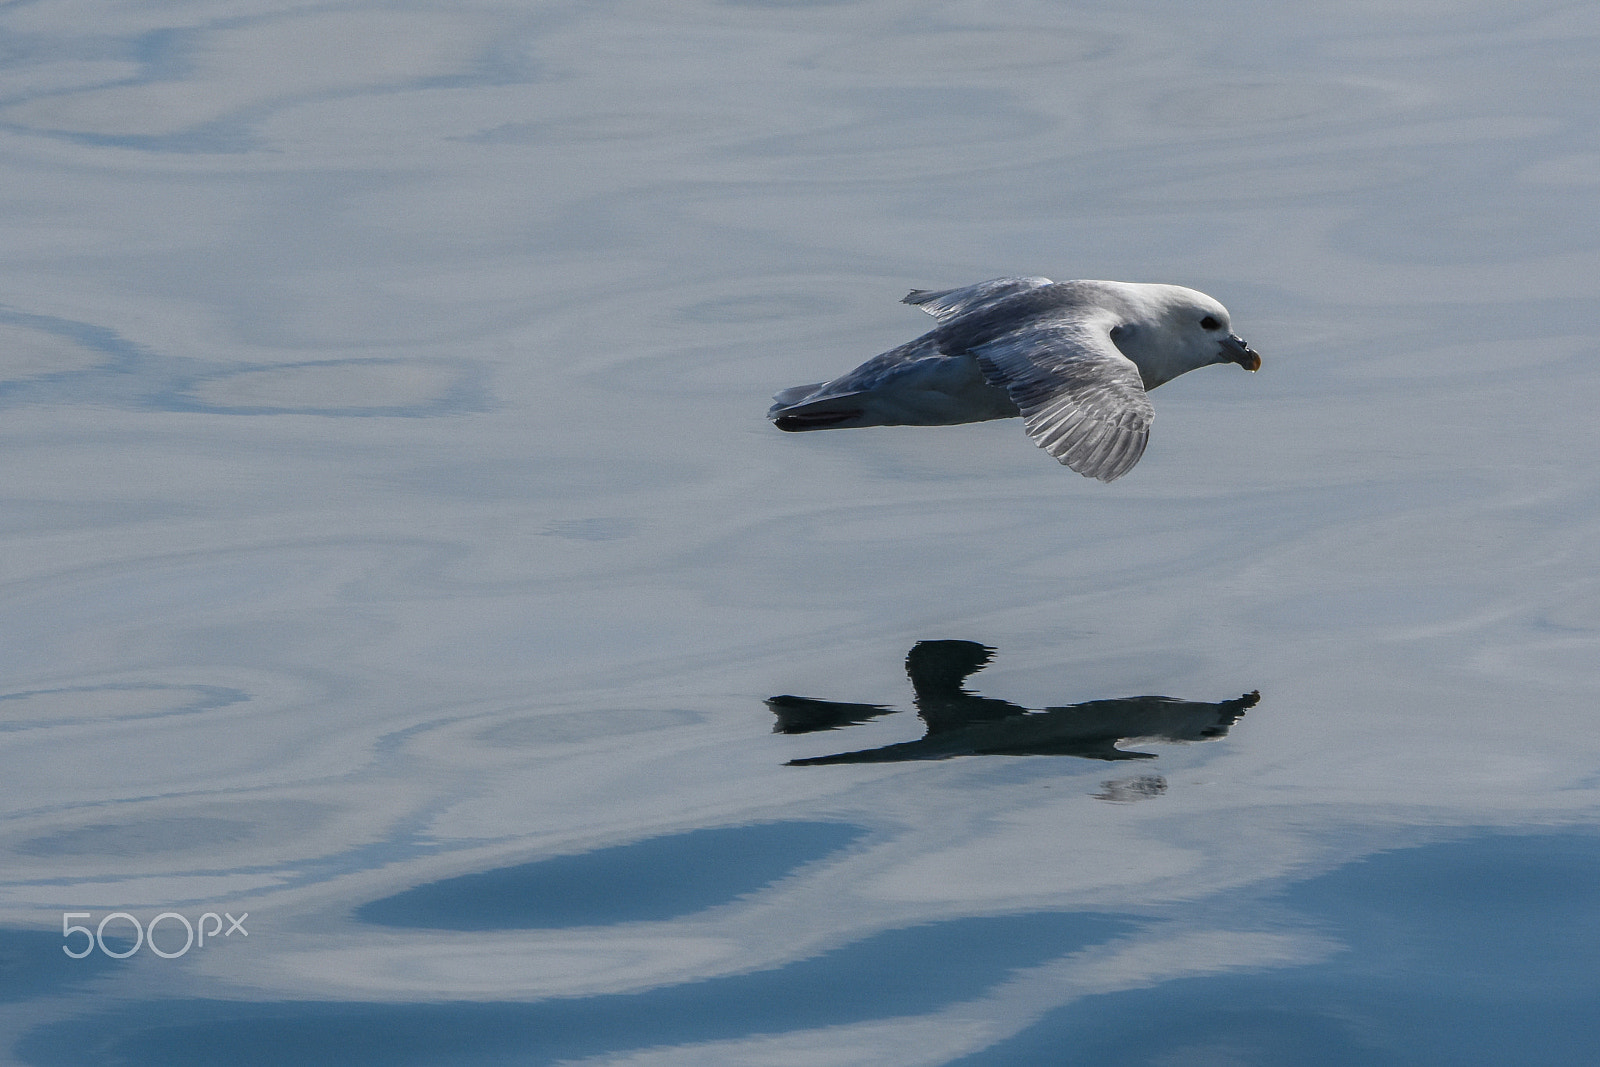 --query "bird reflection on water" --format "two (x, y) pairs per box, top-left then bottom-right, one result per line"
(770, 640), (1258, 767)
